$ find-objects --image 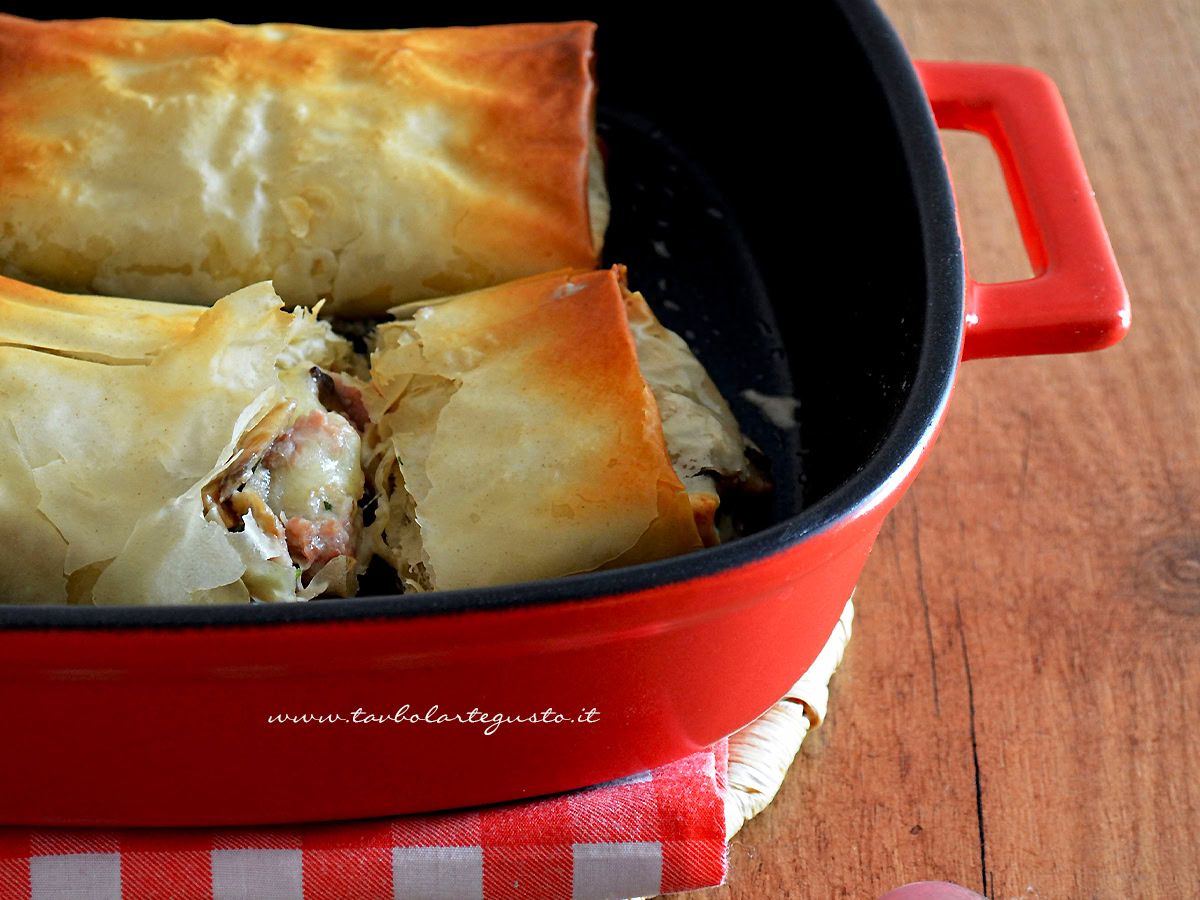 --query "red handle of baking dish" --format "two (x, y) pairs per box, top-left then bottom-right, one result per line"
(915, 60), (1130, 360)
